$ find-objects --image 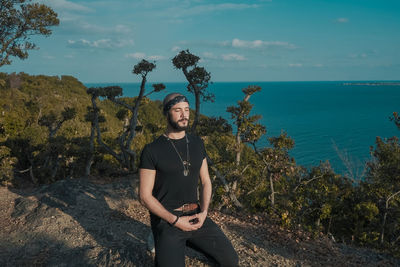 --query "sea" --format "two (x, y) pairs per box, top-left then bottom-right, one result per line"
(85, 81), (400, 177)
